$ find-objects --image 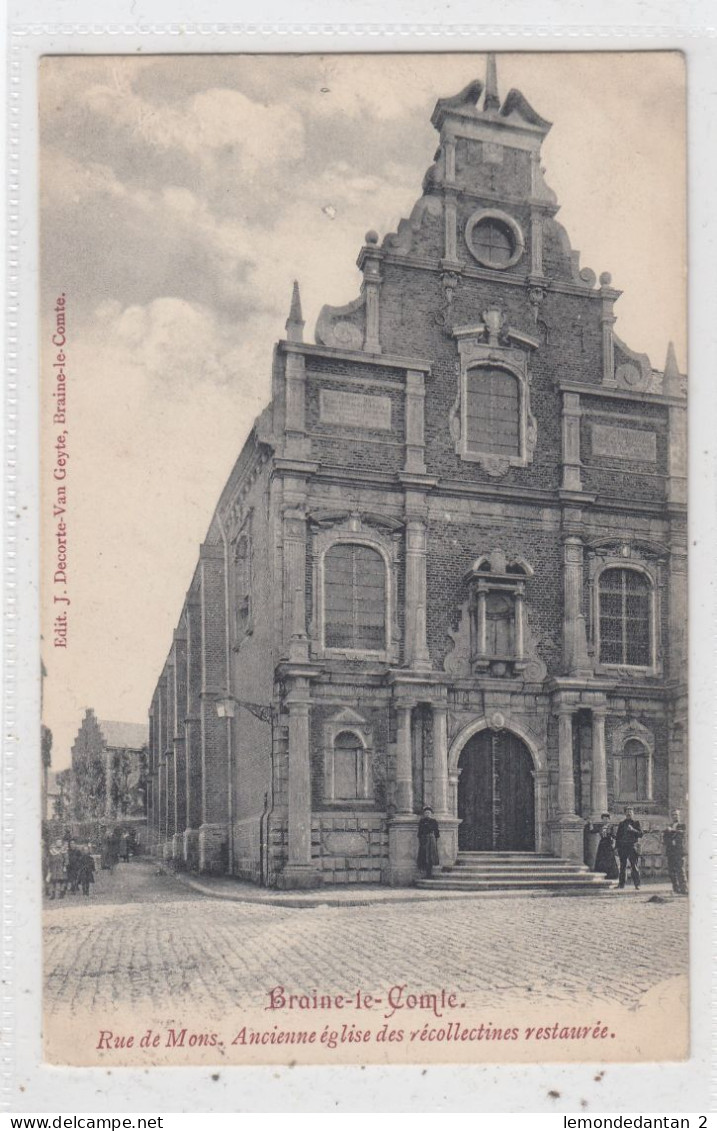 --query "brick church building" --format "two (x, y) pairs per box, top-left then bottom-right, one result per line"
(147, 59), (687, 886)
